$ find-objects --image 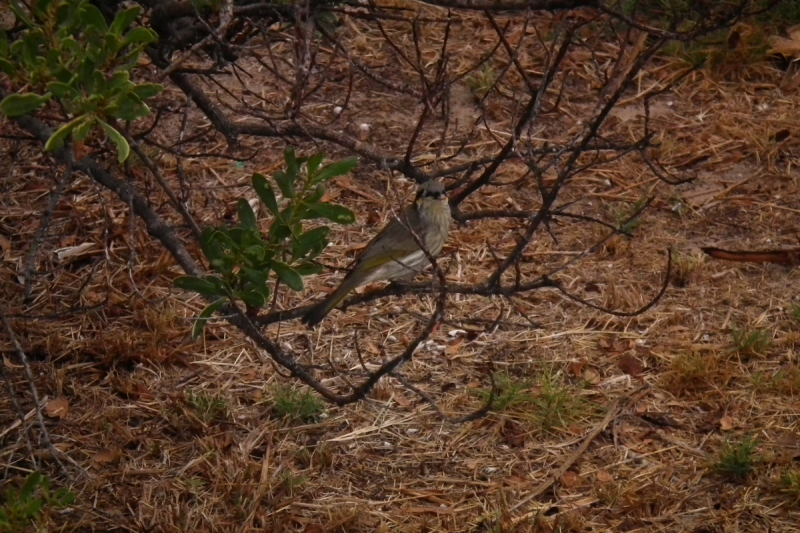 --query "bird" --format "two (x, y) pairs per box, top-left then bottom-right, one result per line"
(302, 180), (452, 327)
